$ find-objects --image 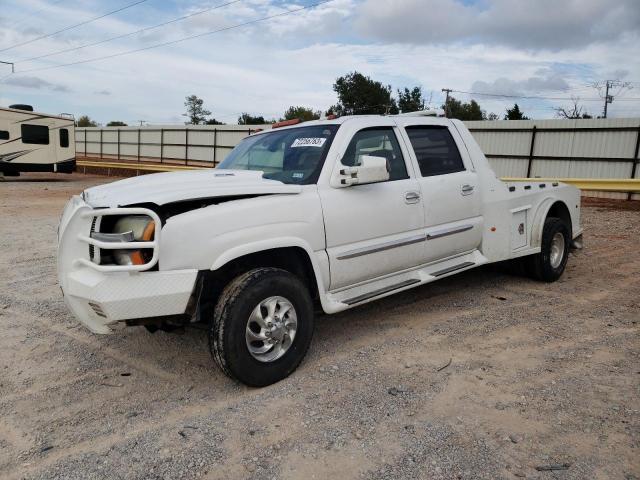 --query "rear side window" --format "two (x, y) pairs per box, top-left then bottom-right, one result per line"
(0, 130), (9, 140)
(60, 128), (69, 148)
(405, 126), (464, 177)
(21, 124), (49, 145)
